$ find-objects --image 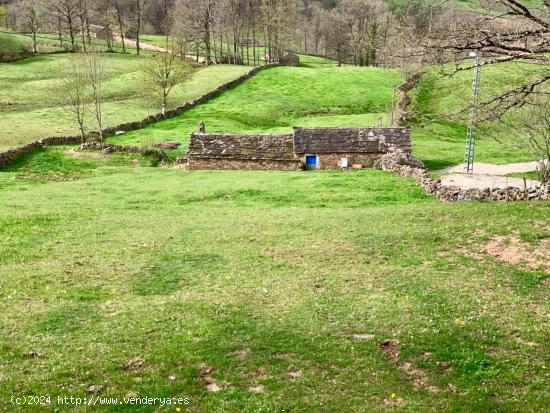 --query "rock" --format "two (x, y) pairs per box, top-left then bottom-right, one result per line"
(87, 385), (103, 393)
(352, 333), (376, 341)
